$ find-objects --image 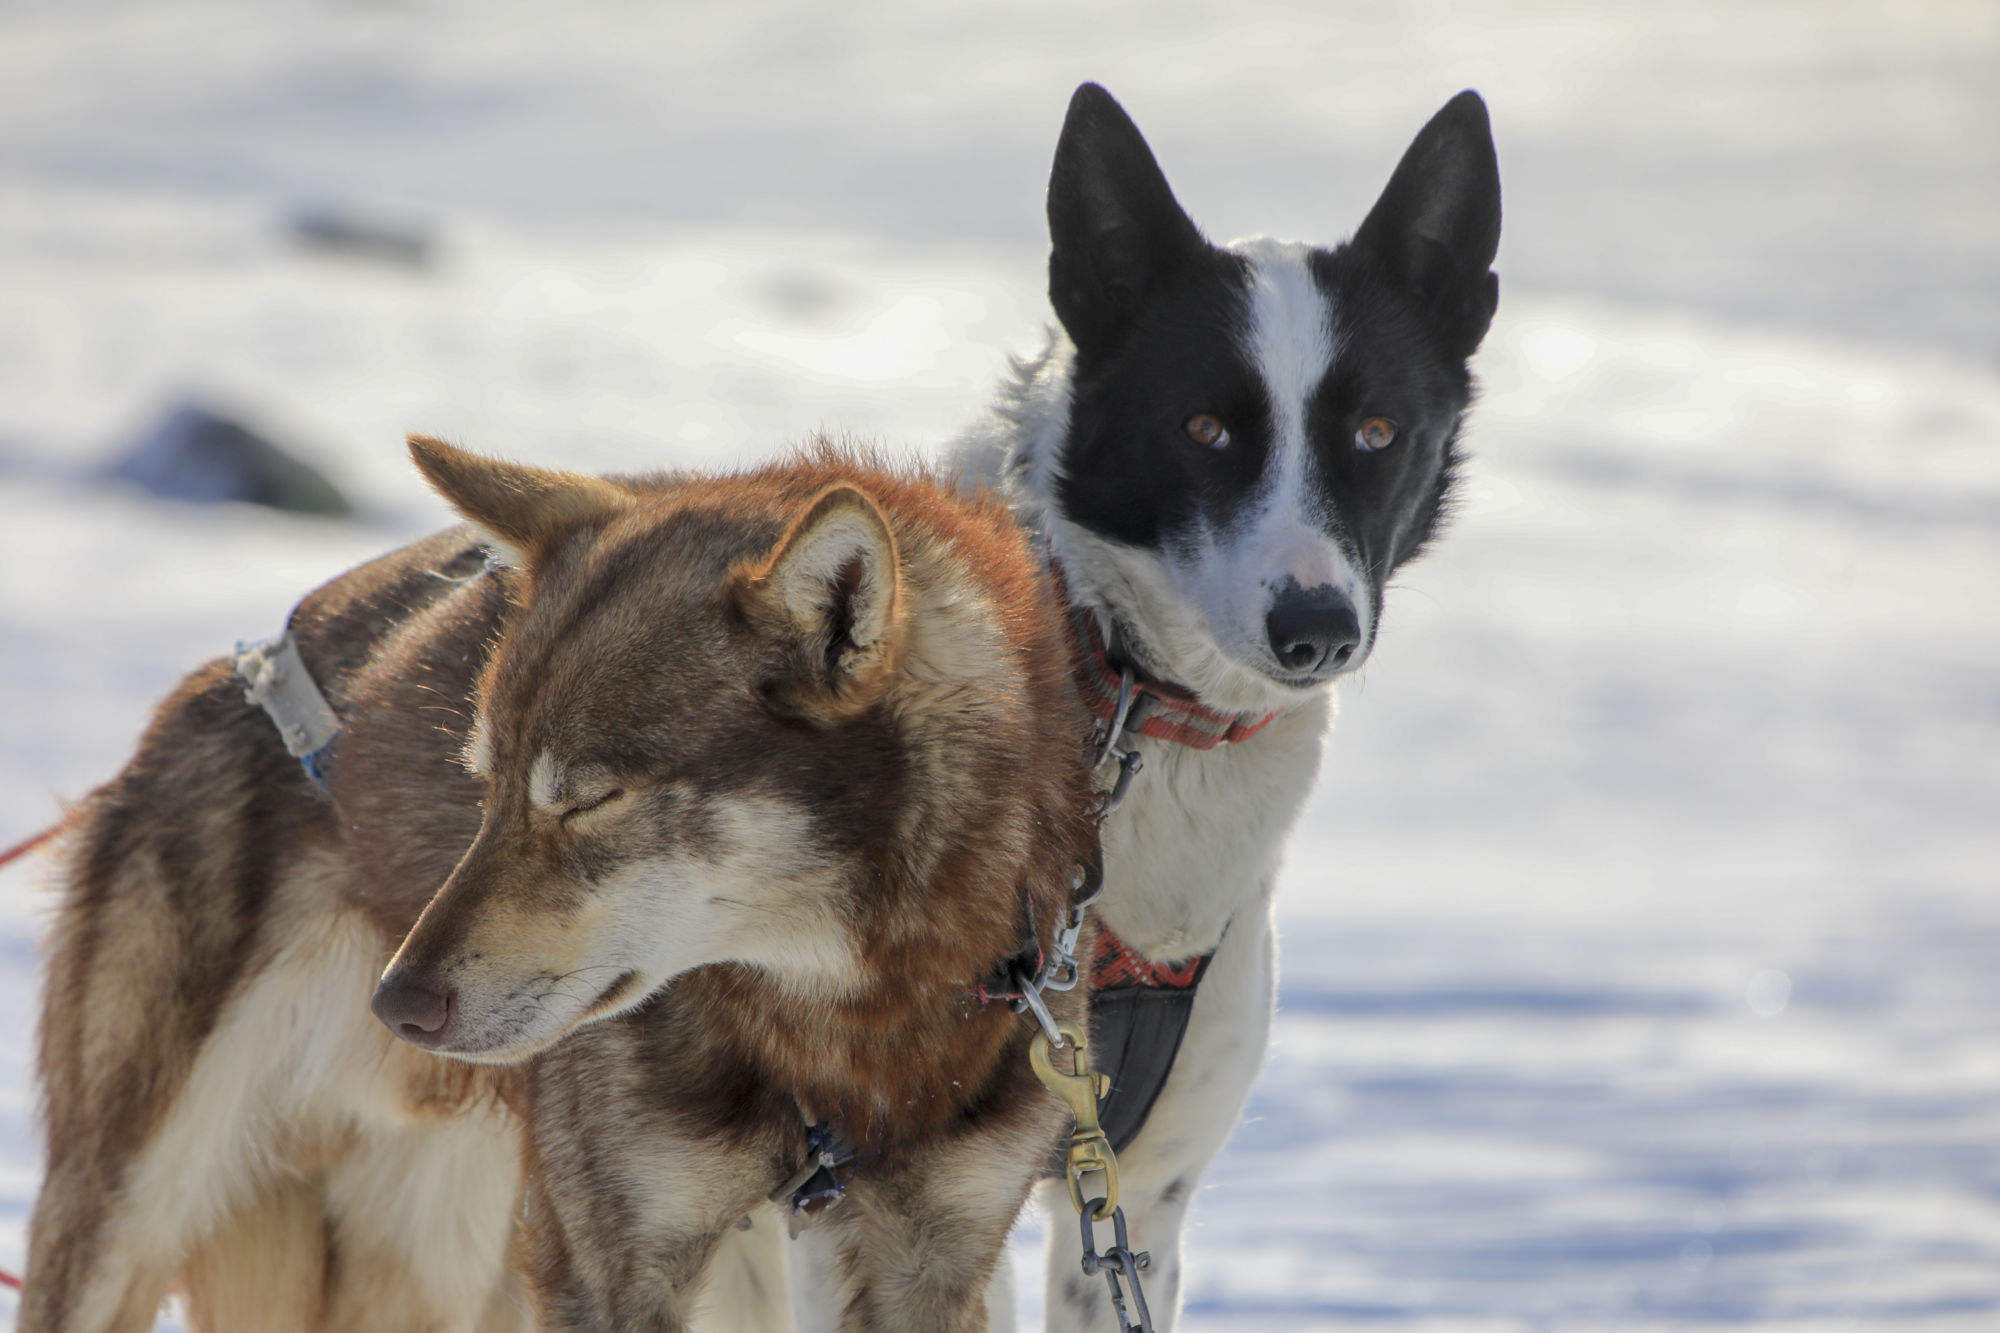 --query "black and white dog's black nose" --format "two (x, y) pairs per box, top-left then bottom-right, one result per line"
(1266, 581), (1361, 676)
